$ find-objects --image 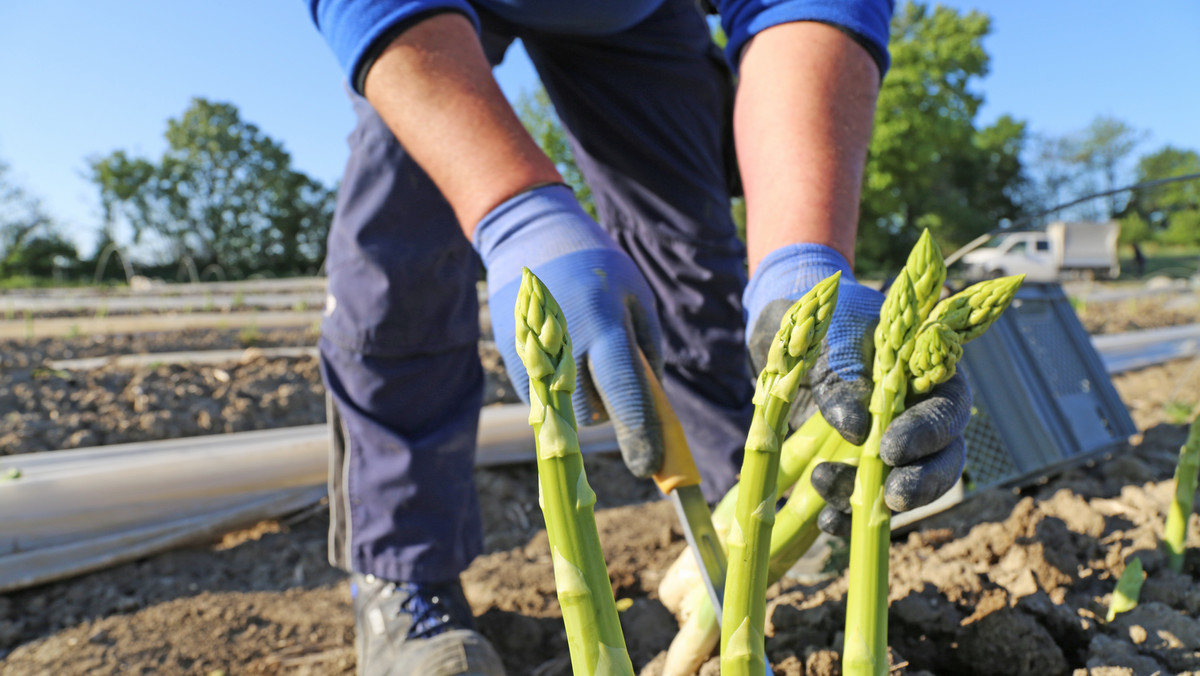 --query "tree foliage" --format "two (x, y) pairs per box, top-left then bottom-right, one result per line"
(1072, 116), (1146, 218)
(1025, 116), (1148, 223)
(0, 158), (79, 279)
(1122, 146), (1200, 245)
(89, 98), (336, 278)
(858, 2), (1029, 272)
